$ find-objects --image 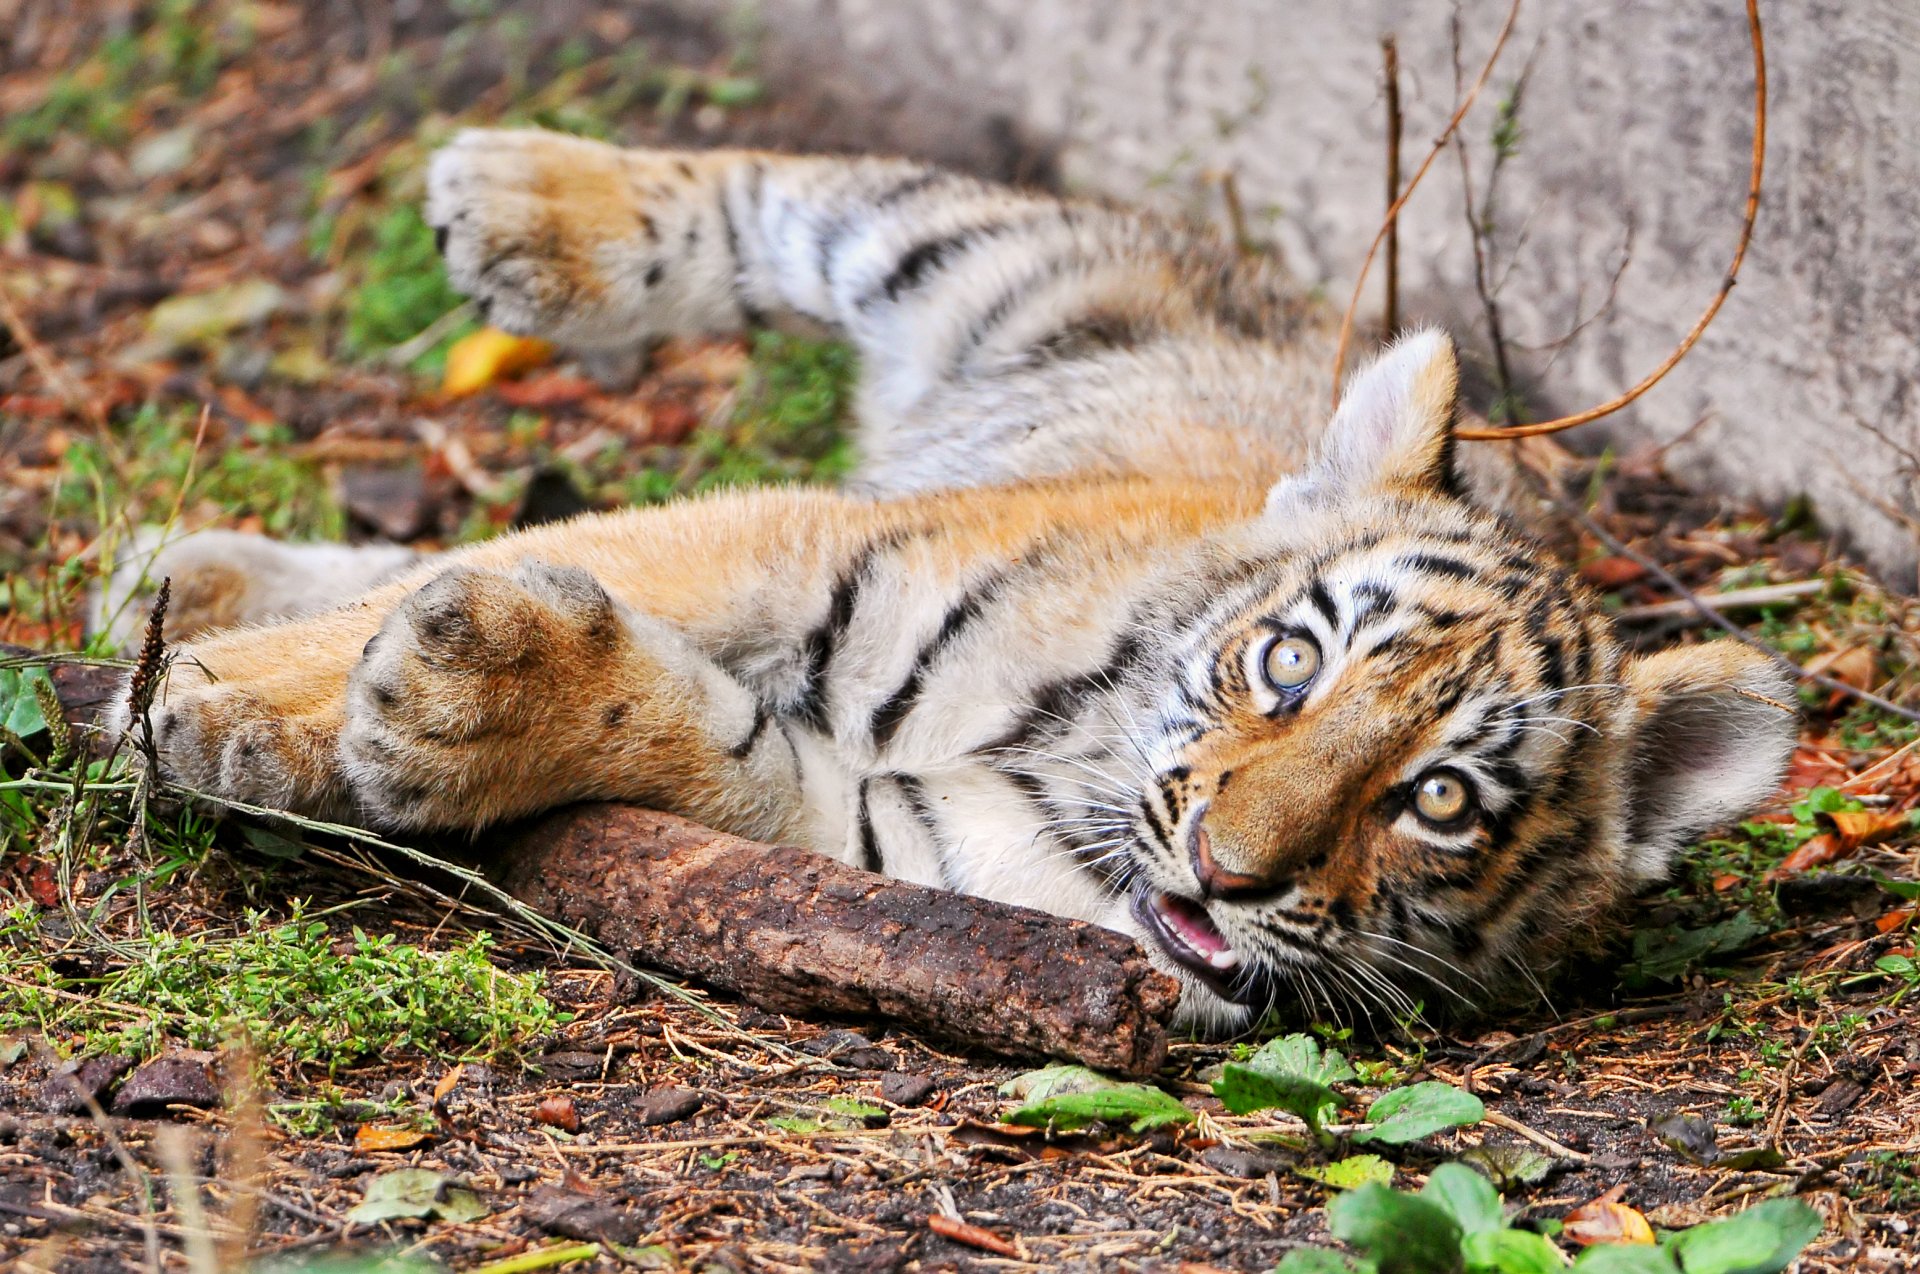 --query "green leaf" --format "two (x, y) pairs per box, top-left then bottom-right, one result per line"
(1298, 1154), (1395, 1190)
(345, 1168), (489, 1225)
(1456, 1145), (1557, 1190)
(1875, 954), (1918, 979)
(1461, 1228), (1568, 1274)
(1004, 1082), (1193, 1133)
(1663, 1199), (1822, 1274)
(0, 665), (53, 740)
(999, 1064), (1112, 1101)
(1212, 1033), (1354, 1130)
(1870, 871), (1920, 902)
(1275, 1250), (1381, 1274)
(1327, 1184), (1464, 1274)
(1214, 1064), (1341, 1128)
(1354, 1083), (1486, 1145)
(1625, 912), (1768, 982)
(1572, 1246), (1678, 1272)
(766, 1115), (821, 1134)
(820, 1096), (888, 1128)
(1421, 1163), (1504, 1235)
(1245, 1033), (1360, 1086)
